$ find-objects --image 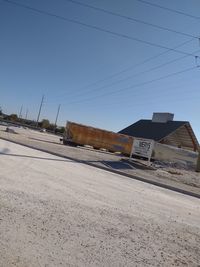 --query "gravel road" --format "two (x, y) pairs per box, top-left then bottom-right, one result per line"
(0, 139), (200, 266)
